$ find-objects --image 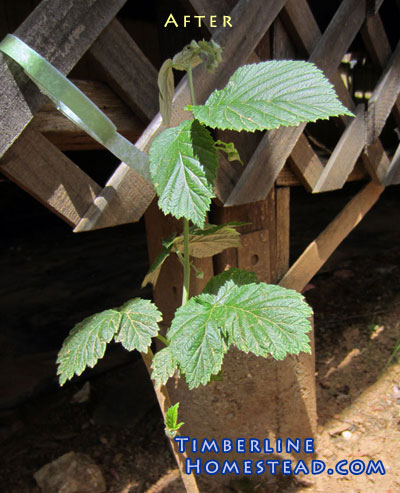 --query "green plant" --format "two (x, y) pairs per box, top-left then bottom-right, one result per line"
(0, 33), (352, 489)
(56, 40), (351, 394)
